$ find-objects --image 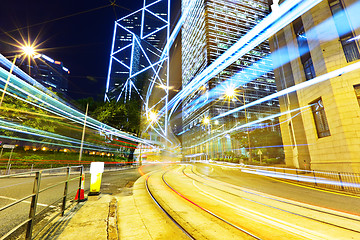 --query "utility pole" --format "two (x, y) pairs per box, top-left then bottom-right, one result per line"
(79, 104), (89, 163)
(242, 88), (252, 162)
